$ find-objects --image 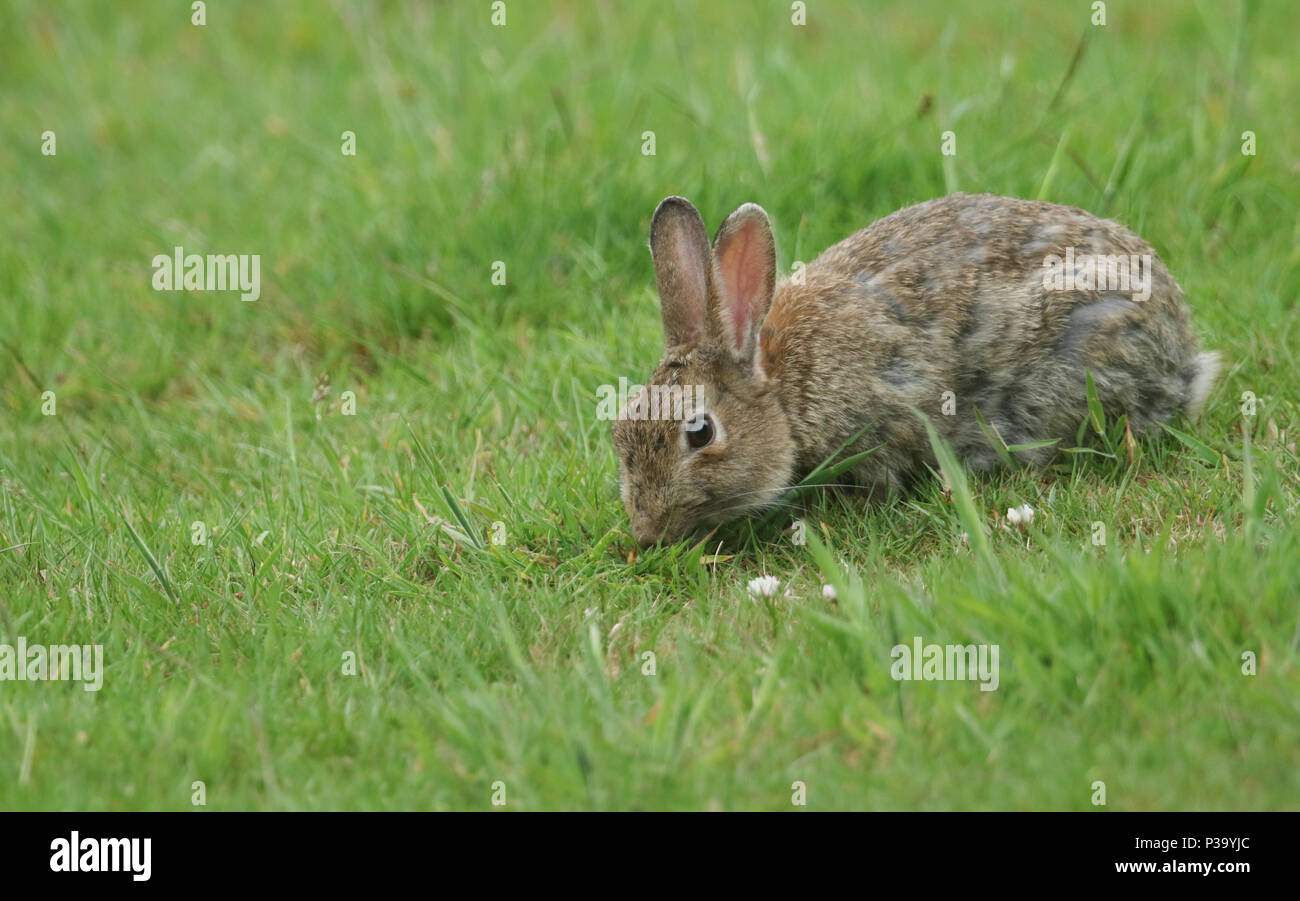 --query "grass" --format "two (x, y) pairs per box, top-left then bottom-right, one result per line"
(0, 0), (1297, 810)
